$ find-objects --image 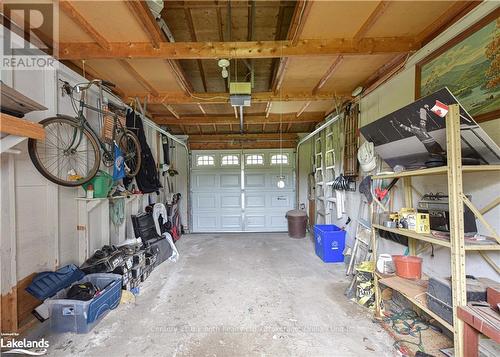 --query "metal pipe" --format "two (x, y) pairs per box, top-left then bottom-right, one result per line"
(295, 113), (341, 208)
